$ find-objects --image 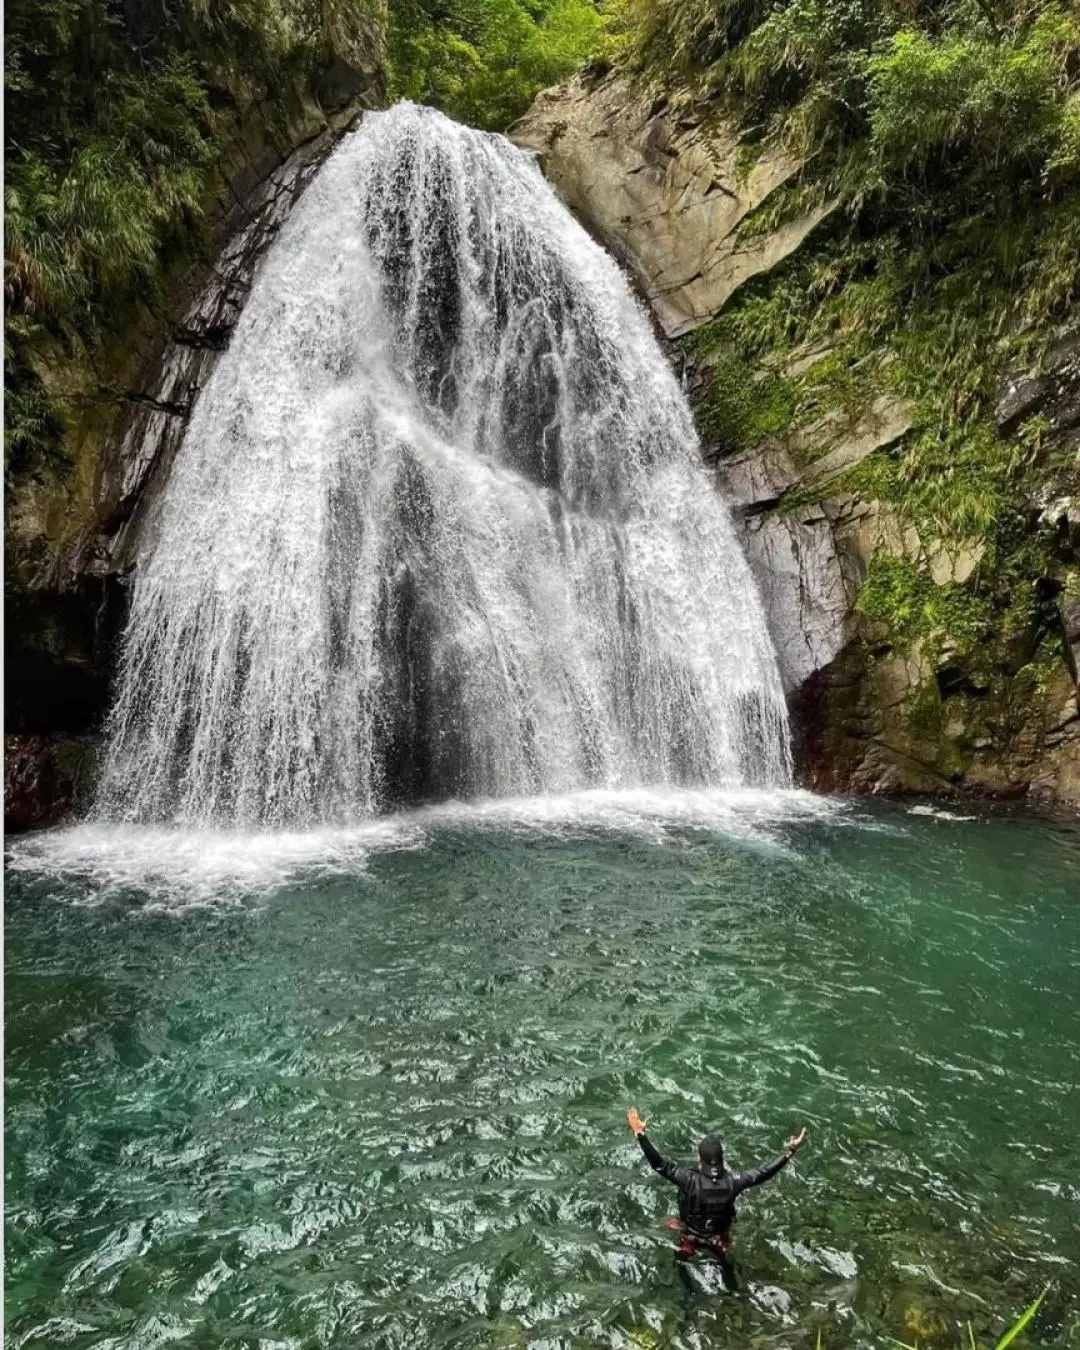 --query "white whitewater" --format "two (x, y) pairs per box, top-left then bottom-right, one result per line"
(98, 102), (791, 829)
